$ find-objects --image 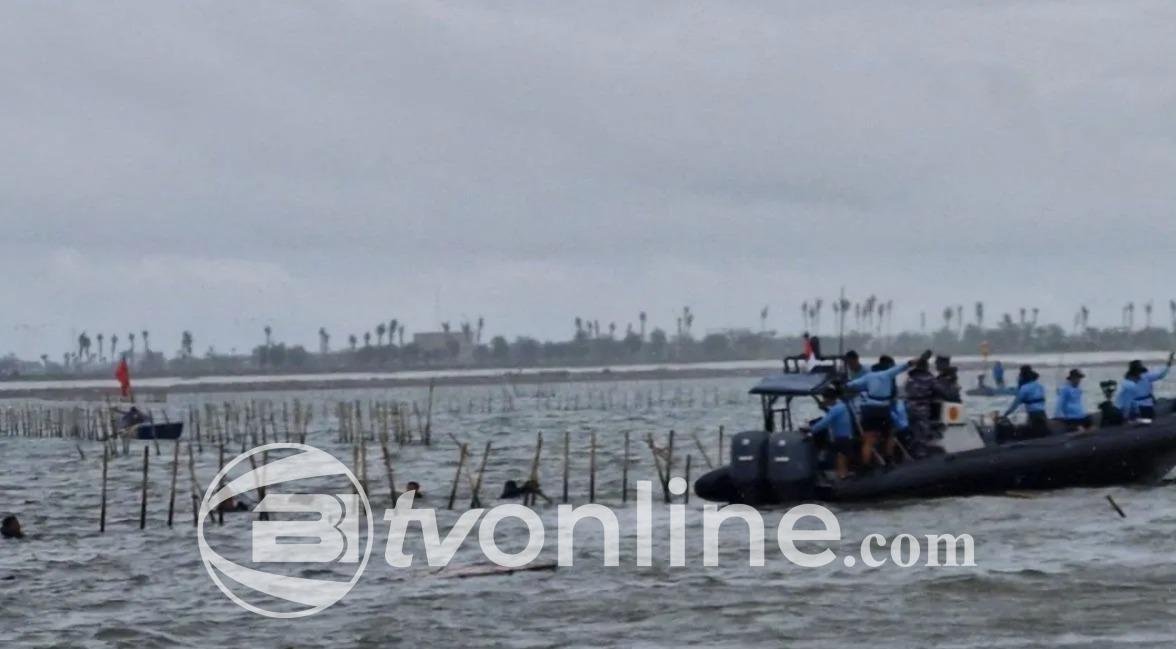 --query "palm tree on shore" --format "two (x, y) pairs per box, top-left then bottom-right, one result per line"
(397, 325), (405, 346)
(96, 334), (104, 361)
(318, 327), (329, 354)
(389, 319), (399, 346)
(974, 302), (985, 330)
(942, 307), (953, 332)
(363, 331), (371, 347)
(142, 330), (150, 353)
(128, 332), (136, 357)
(760, 306), (769, 332)
(376, 323), (387, 346)
(801, 301), (810, 332)
(348, 334), (358, 351)
(263, 325), (272, 348)
(639, 311), (647, 340)
(1144, 301), (1153, 329)
(110, 334), (118, 358)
